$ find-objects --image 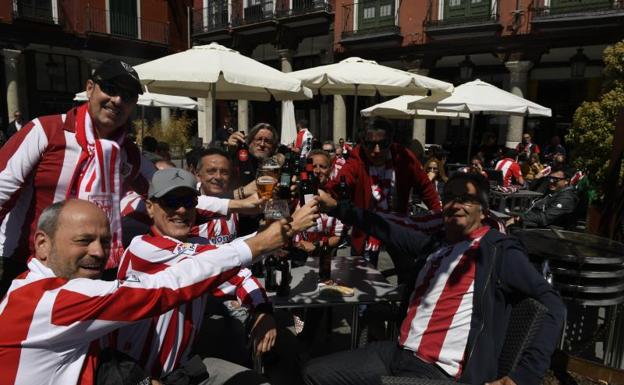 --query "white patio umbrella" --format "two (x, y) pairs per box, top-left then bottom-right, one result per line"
(361, 95), (469, 120)
(74, 91), (200, 110)
(289, 57), (454, 135)
(133, 42), (312, 143)
(408, 79), (552, 162)
(280, 100), (297, 146)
